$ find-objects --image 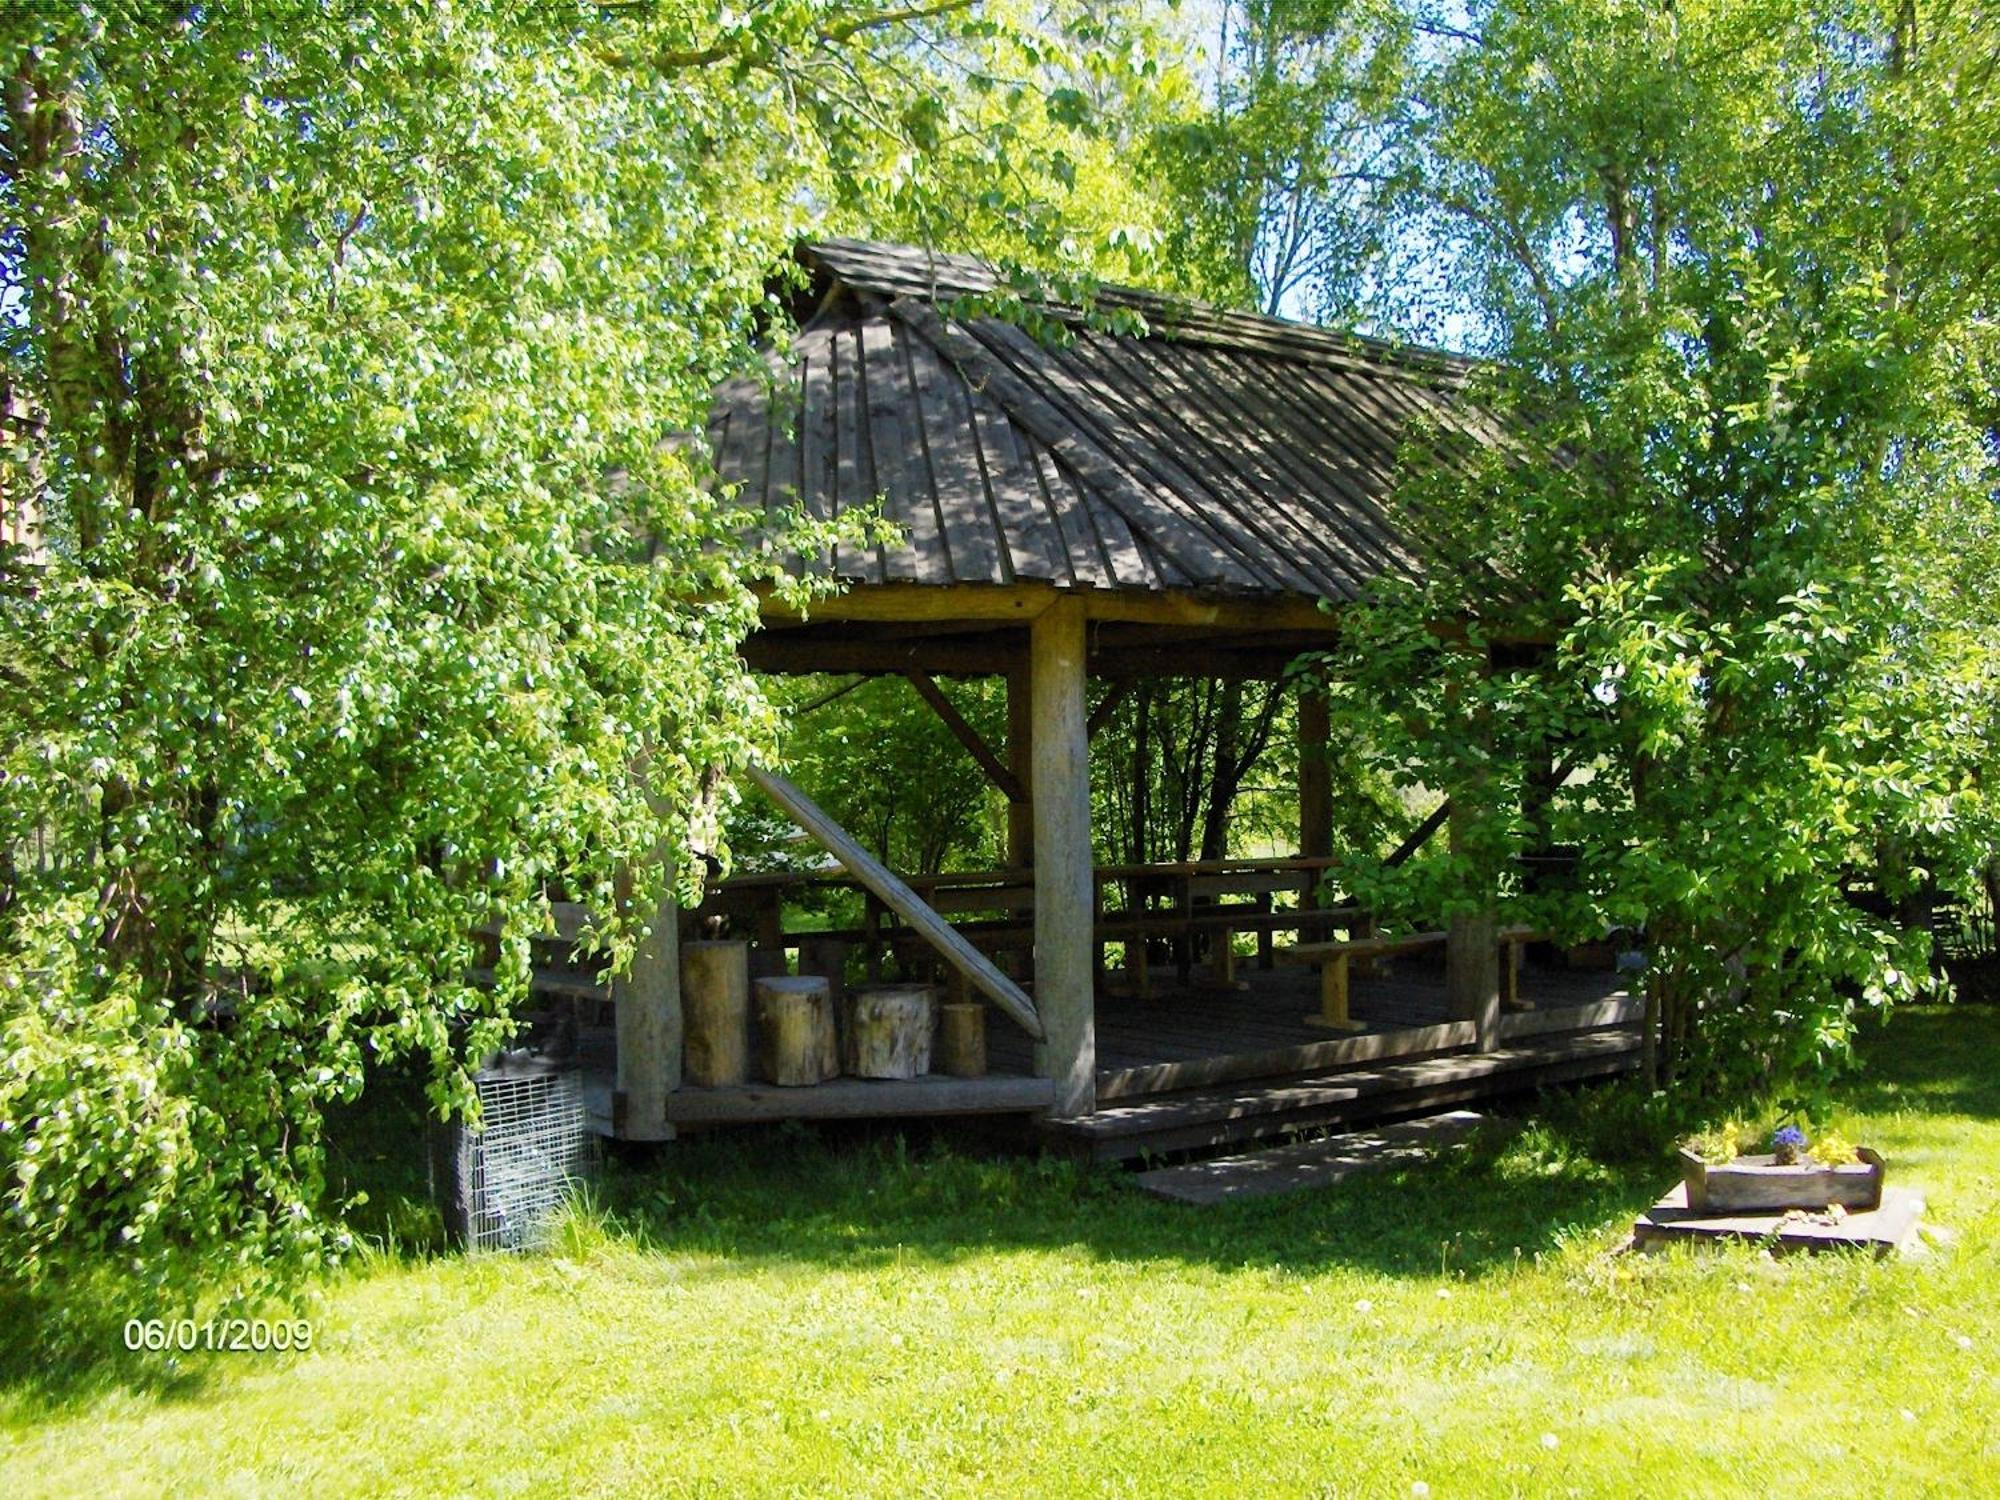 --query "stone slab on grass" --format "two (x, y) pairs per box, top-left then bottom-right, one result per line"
(1635, 1182), (1926, 1257)
(1133, 1109), (1486, 1205)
